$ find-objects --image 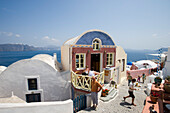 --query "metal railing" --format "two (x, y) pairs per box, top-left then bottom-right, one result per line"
(71, 71), (104, 92)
